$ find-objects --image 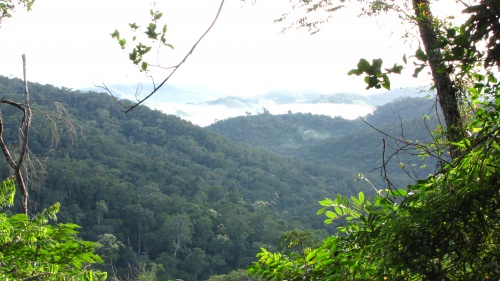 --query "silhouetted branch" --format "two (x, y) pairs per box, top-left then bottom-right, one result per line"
(103, 0), (226, 113)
